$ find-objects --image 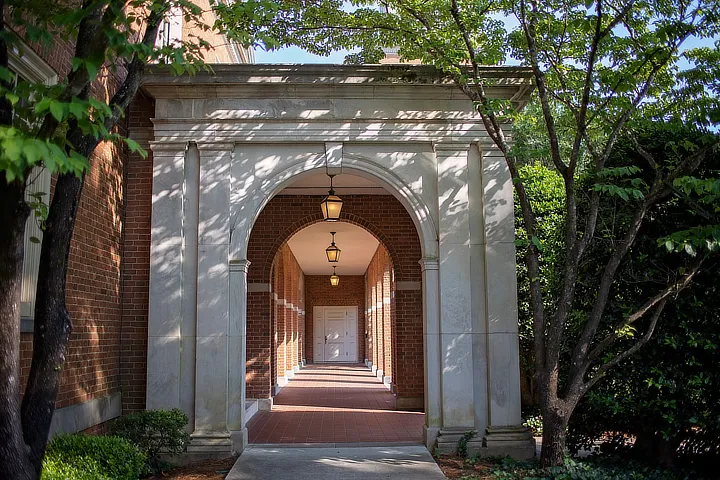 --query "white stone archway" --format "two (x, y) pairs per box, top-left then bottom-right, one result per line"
(143, 64), (535, 458)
